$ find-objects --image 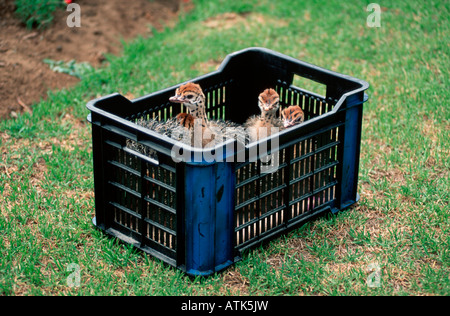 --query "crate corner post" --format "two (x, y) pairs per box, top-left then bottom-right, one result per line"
(183, 159), (235, 276)
(338, 91), (369, 211)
